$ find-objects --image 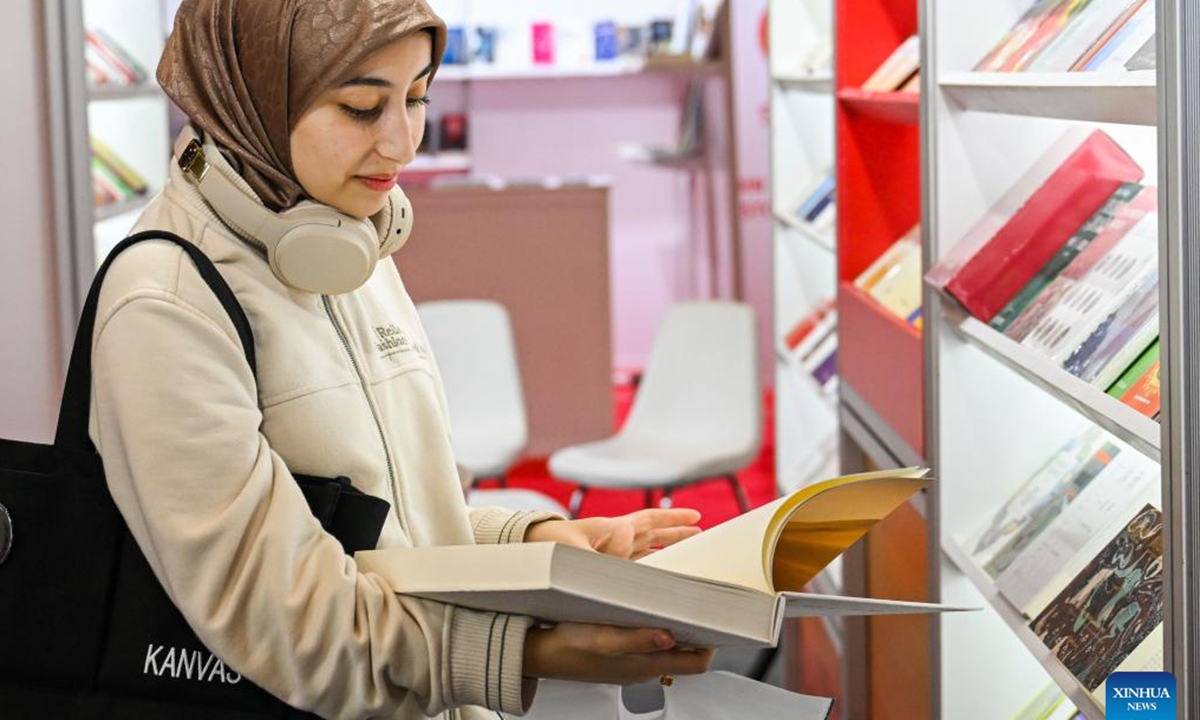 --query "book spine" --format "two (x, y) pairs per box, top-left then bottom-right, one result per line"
(92, 138), (148, 194)
(93, 28), (149, 82)
(1106, 339), (1158, 398)
(944, 130), (1143, 324)
(86, 31), (137, 84)
(1121, 359), (1161, 418)
(990, 183), (1142, 333)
